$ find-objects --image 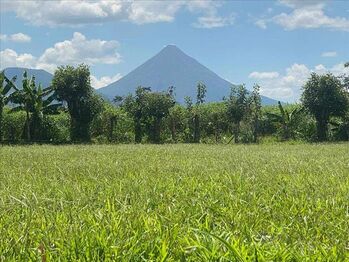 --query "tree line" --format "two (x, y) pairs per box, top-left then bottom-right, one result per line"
(1, 63), (348, 144)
